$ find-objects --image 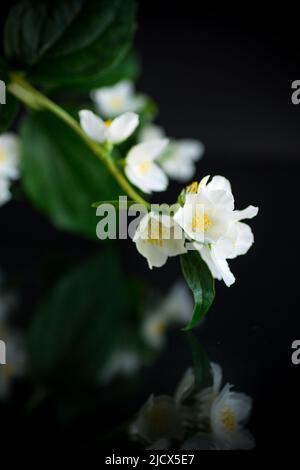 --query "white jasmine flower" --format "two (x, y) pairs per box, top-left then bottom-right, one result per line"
(196, 221), (254, 287)
(133, 212), (186, 269)
(174, 175), (258, 286)
(91, 80), (146, 118)
(79, 110), (139, 144)
(139, 124), (204, 182)
(132, 395), (185, 444)
(0, 133), (20, 180)
(210, 384), (255, 450)
(125, 140), (169, 193)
